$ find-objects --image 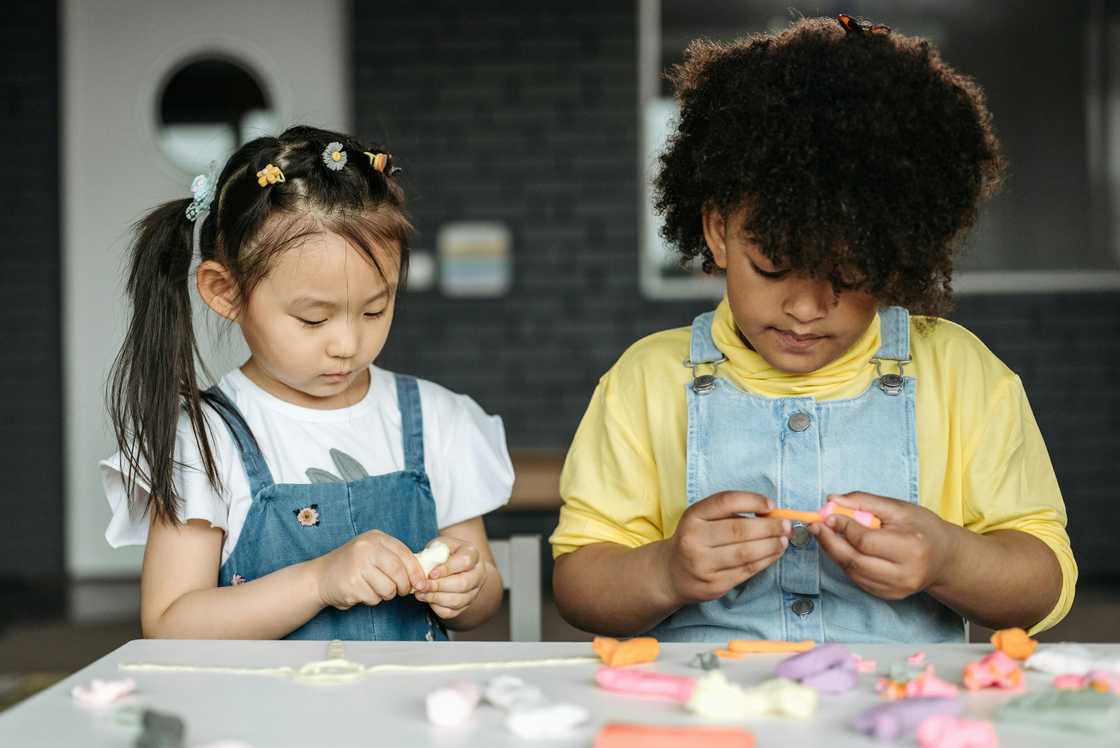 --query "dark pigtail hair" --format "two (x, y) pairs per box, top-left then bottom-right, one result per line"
(108, 125), (413, 526)
(107, 200), (218, 525)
